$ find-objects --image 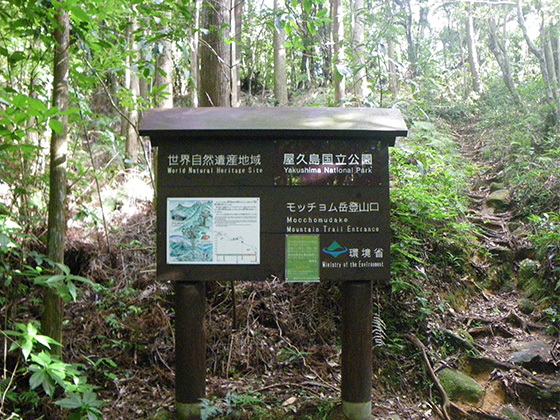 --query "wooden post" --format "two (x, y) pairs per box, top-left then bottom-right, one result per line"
(175, 281), (206, 420)
(341, 281), (372, 420)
